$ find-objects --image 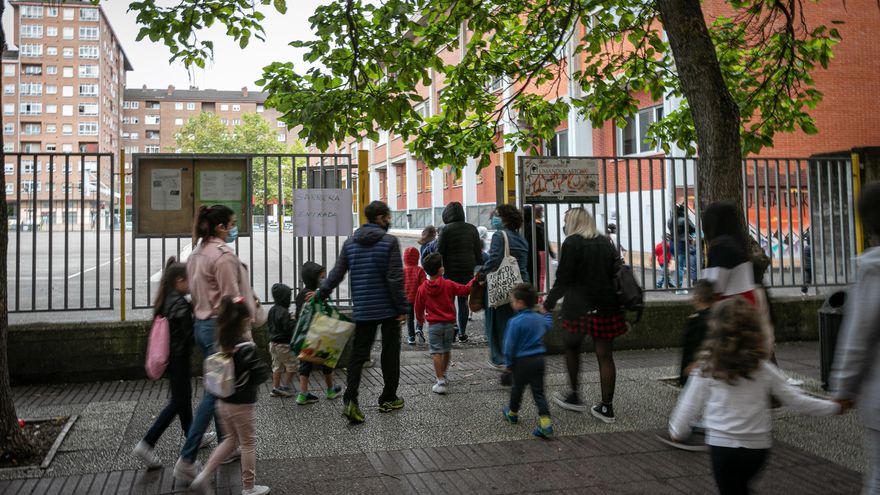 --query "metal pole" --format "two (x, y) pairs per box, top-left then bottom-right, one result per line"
(358, 150), (370, 225)
(852, 153), (864, 255)
(120, 150), (126, 320)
